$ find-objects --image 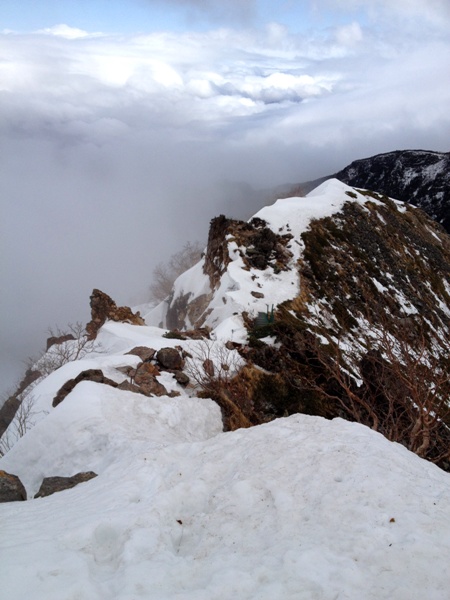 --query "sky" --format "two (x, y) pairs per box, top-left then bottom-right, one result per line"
(1, 0), (450, 397)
